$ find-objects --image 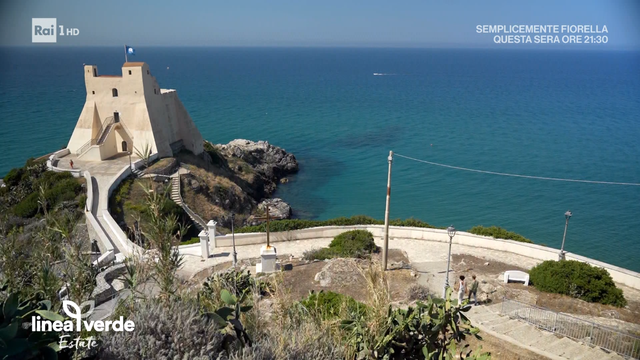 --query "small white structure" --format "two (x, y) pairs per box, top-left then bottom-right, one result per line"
(256, 245), (279, 273)
(504, 270), (530, 286)
(198, 230), (209, 259)
(207, 220), (217, 248)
